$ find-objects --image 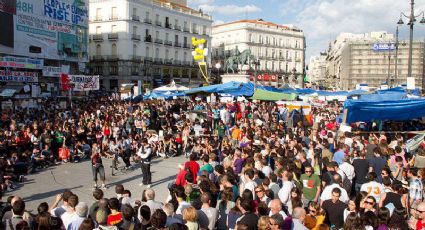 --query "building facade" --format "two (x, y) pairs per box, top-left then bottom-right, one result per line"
(308, 53), (327, 86)
(88, 0), (213, 90)
(211, 19), (305, 87)
(325, 31), (425, 90)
